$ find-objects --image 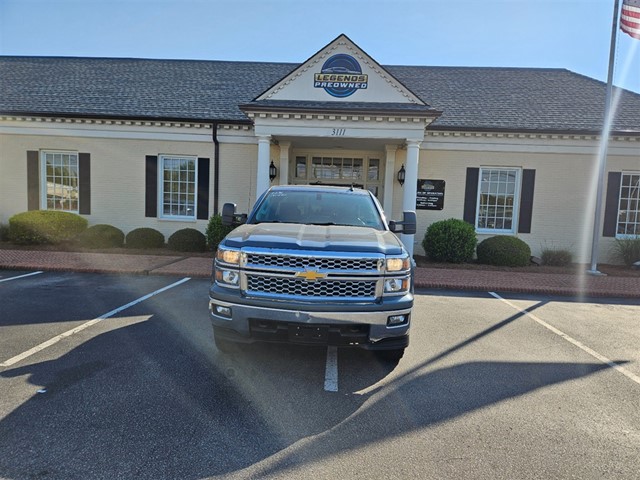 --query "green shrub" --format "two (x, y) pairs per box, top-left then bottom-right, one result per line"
(541, 247), (573, 267)
(125, 228), (165, 249)
(75, 224), (125, 249)
(205, 214), (235, 251)
(612, 237), (640, 266)
(476, 236), (531, 267)
(8, 210), (88, 245)
(421, 218), (477, 263)
(168, 228), (206, 252)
